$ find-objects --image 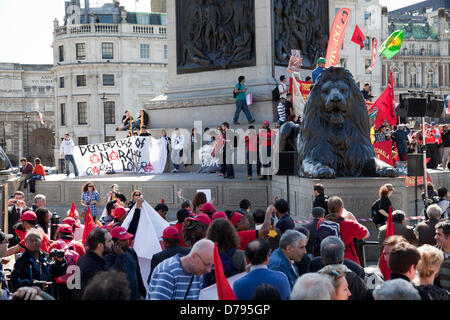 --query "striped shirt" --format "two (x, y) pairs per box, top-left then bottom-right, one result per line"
(437, 254), (450, 292)
(277, 103), (287, 122)
(147, 254), (203, 300)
